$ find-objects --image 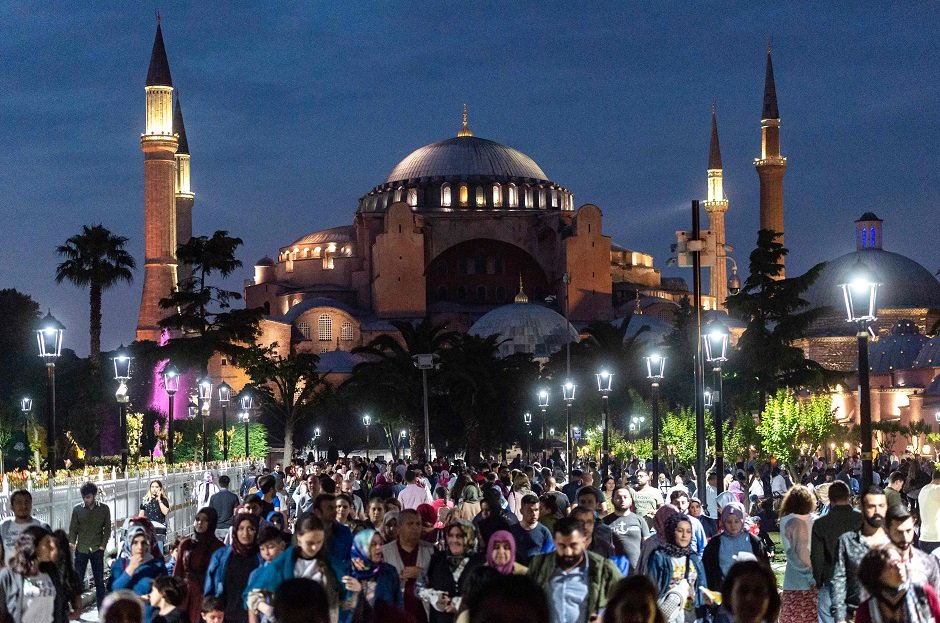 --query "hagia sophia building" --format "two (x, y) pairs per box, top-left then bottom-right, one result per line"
(134, 22), (940, 448)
